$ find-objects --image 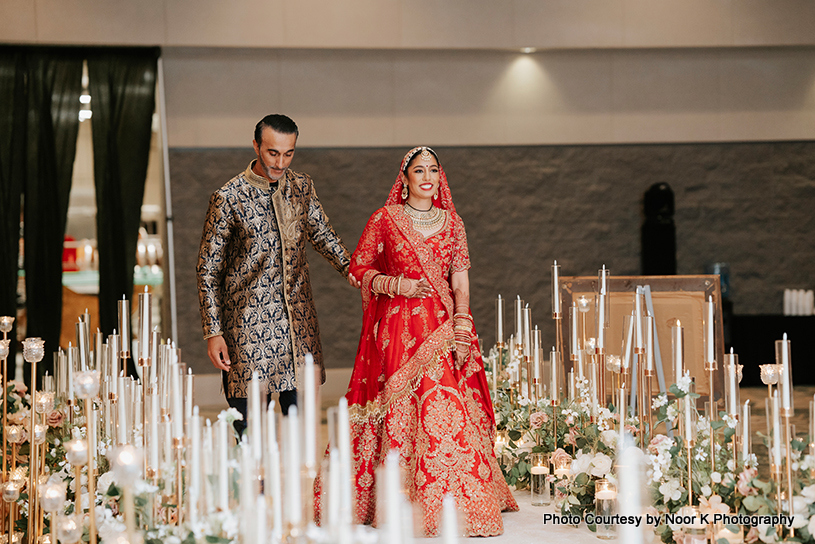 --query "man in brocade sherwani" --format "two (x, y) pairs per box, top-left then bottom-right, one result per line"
(197, 114), (356, 432)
